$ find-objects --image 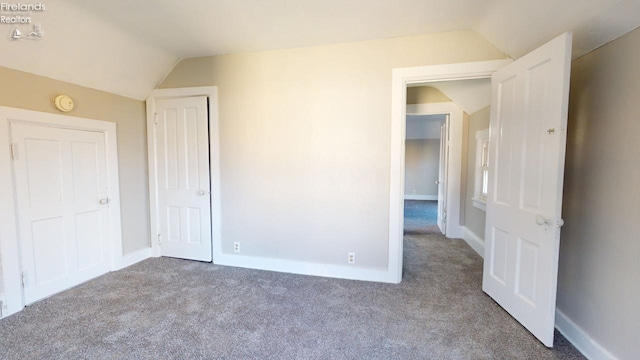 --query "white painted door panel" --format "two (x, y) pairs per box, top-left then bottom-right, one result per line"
(11, 123), (110, 304)
(156, 96), (212, 261)
(483, 33), (572, 347)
